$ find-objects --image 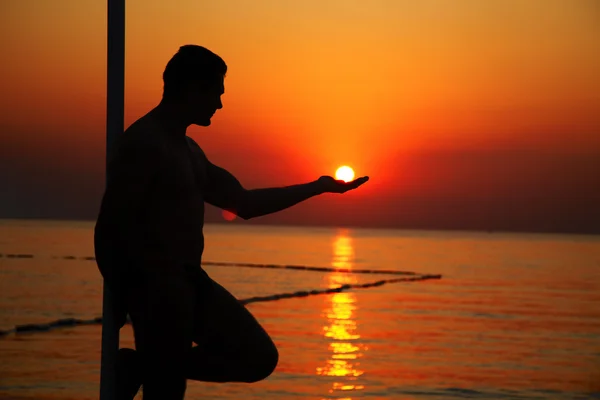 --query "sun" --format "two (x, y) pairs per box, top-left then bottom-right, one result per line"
(335, 166), (355, 182)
